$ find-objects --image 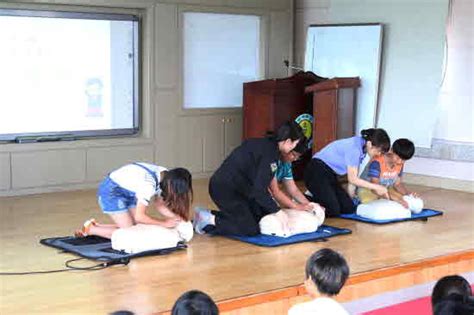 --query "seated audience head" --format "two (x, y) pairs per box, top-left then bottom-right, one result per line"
(432, 275), (474, 315)
(171, 290), (219, 315)
(159, 168), (193, 221)
(269, 121), (305, 154)
(305, 248), (349, 298)
(109, 311), (135, 315)
(361, 128), (390, 158)
(391, 138), (415, 162)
